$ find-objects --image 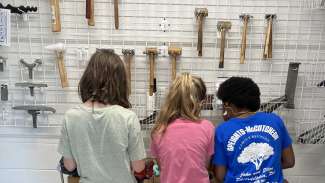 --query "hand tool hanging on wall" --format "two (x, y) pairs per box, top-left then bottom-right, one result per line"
(20, 59), (42, 79)
(263, 14), (276, 59)
(114, 0), (119, 29)
(217, 21), (231, 68)
(0, 3), (37, 14)
(1, 84), (8, 101)
(239, 14), (252, 64)
(122, 49), (135, 95)
(46, 43), (69, 88)
(12, 105), (56, 128)
(86, 0), (95, 26)
(317, 80), (325, 87)
(259, 62), (301, 112)
(168, 47), (182, 81)
(15, 82), (47, 96)
(194, 8), (208, 56)
(50, 0), (61, 32)
(0, 56), (7, 72)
